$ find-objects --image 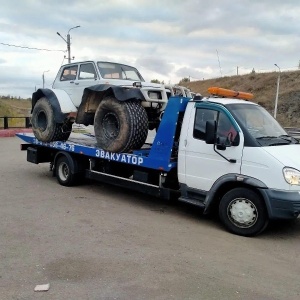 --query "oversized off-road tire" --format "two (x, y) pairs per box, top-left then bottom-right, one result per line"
(94, 96), (148, 152)
(219, 188), (269, 237)
(31, 97), (72, 142)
